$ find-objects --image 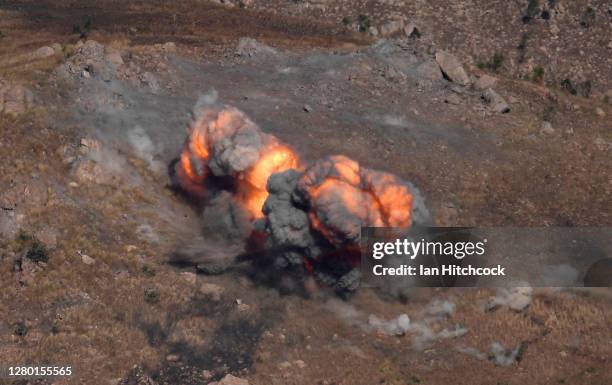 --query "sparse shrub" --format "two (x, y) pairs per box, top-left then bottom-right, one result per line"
(16, 229), (30, 244)
(26, 240), (49, 263)
(144, 288), (160, 304)
(580, 7), (596, 28)
(523, 0), (541, 23)
(578, 80), (592, 98)
(72, 15), (93, 38)
(604, 95), (610, 104)
(532, 66), (545, 82)
(560, 78), (577, 95)
(478, 53), (505, 73)
(517, 32), (530, 64)
(542, 96), (557, 121)
(357, 14), (370, 33)
(14, 321), (28, 337)
(342, 16), (352, 26)
(142, 264), (157, 277)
